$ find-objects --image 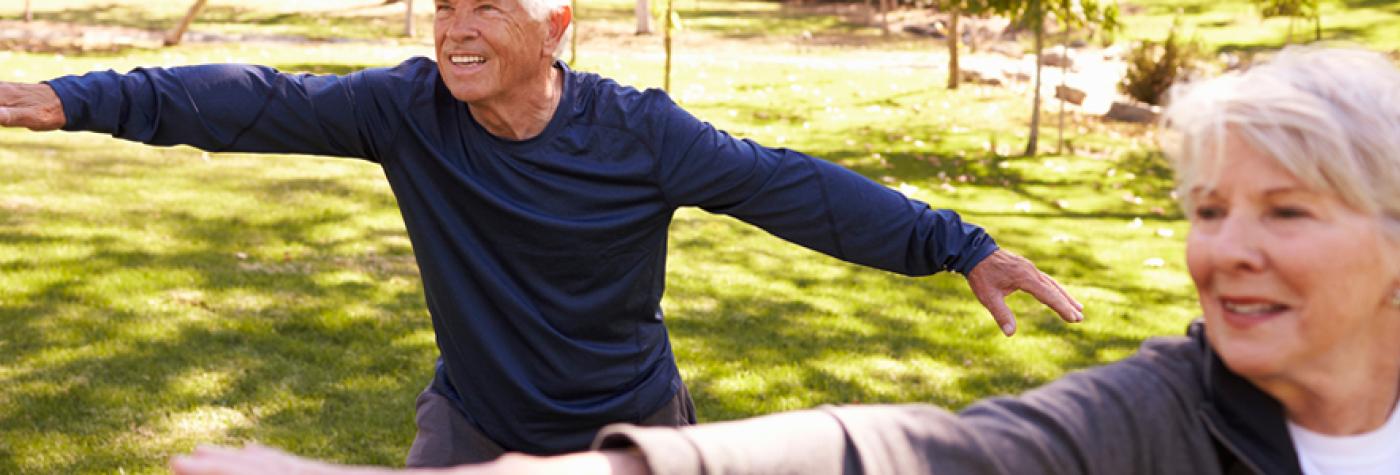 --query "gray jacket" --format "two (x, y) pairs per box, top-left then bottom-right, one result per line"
(592, 323), (1303, 475)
